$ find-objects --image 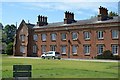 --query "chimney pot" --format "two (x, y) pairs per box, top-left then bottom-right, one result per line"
(37, 15), (48, 26)
(65, 11), (67, 14)
(64, 11), (75, 24)
(40, 16), (42, 22)
(98, 6), (108, 21)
